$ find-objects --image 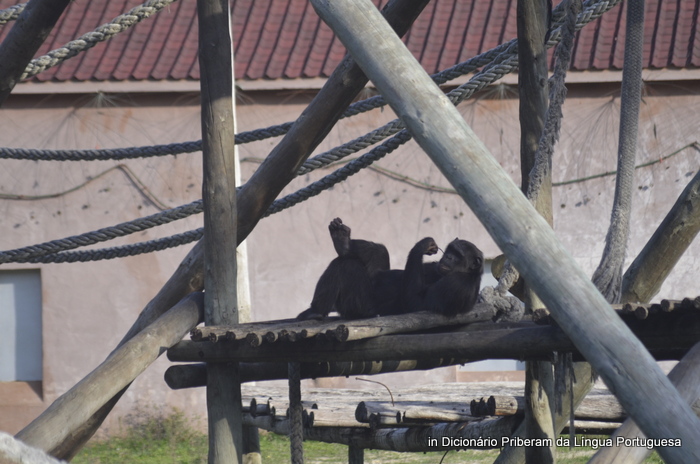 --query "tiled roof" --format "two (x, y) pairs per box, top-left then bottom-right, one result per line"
(0, 0), (698, 83)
